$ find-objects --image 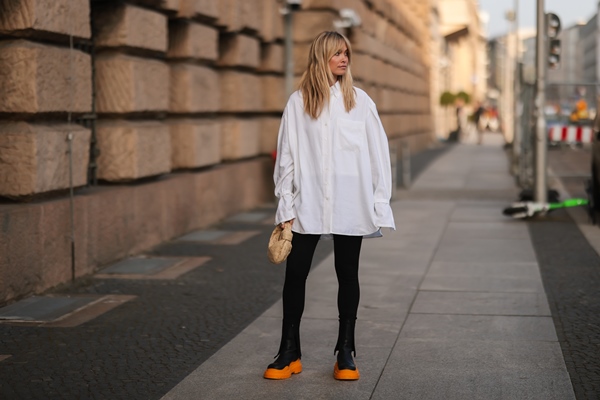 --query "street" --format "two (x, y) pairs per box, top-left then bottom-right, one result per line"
(1, 135), (599, 399)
